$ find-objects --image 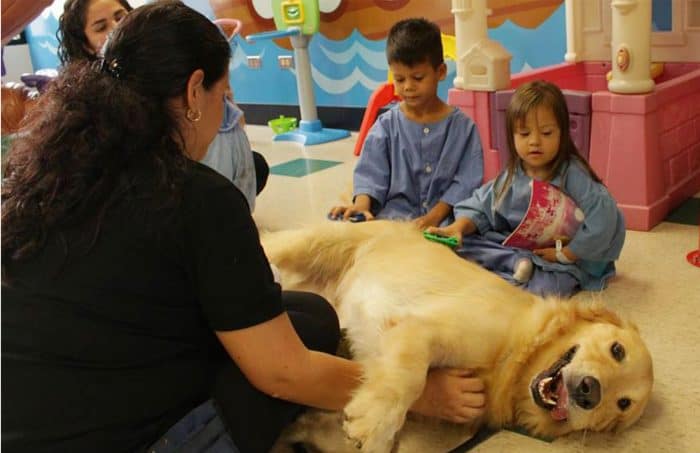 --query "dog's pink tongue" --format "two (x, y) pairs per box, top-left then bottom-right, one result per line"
(551, 379), (569, 421)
